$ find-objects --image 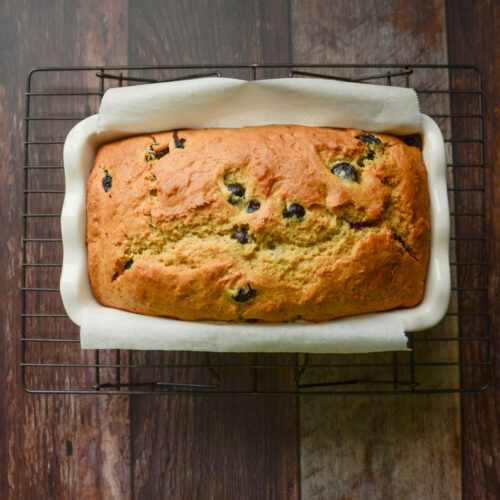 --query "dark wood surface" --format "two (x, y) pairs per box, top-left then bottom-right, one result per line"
(445, 1), (500, 498)
(292, 4), (462, 498)
(1, 2), (130, 499)
(127, 3), (298, 499)
(0, 1), (498, 499)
